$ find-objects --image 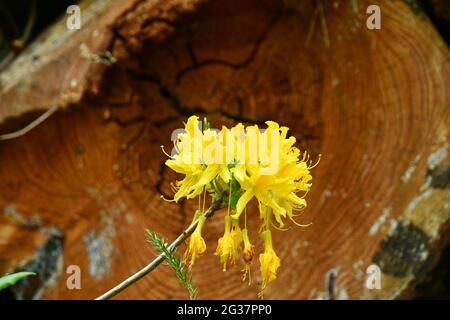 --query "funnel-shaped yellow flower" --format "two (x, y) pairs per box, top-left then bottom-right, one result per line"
(215, 215), (241, 271)
(259, 230), (281, 293)
(187, 215), (207, 267)
(230, 217), (243, 253)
